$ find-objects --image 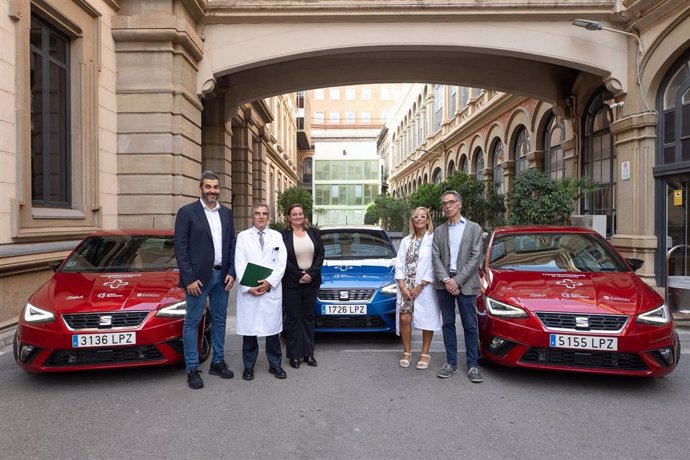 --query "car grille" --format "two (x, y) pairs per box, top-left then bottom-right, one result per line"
(536, 312), (628, 332)
(316, 315), (386, 329)
(44, 346), (163, 367)
(318, 289), (375, 302)
(520, 348), (647, 371)
(62, 311), (150, 330)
